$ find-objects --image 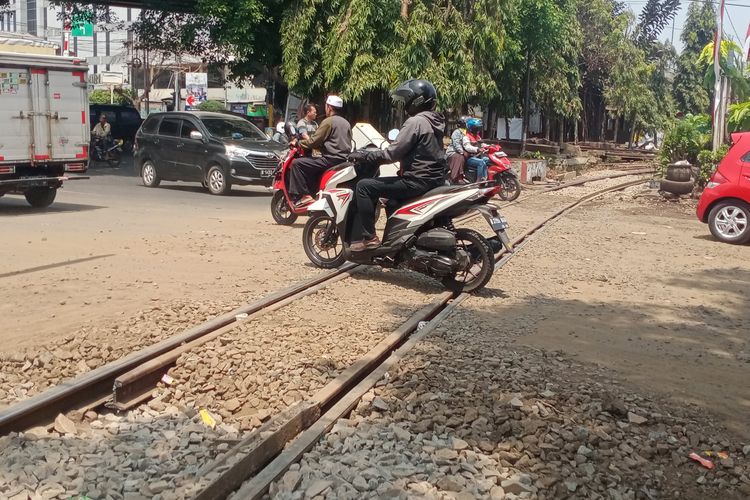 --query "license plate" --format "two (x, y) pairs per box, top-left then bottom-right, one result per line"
(260, 169), (275, 177)
(489, 216), (508, 231)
